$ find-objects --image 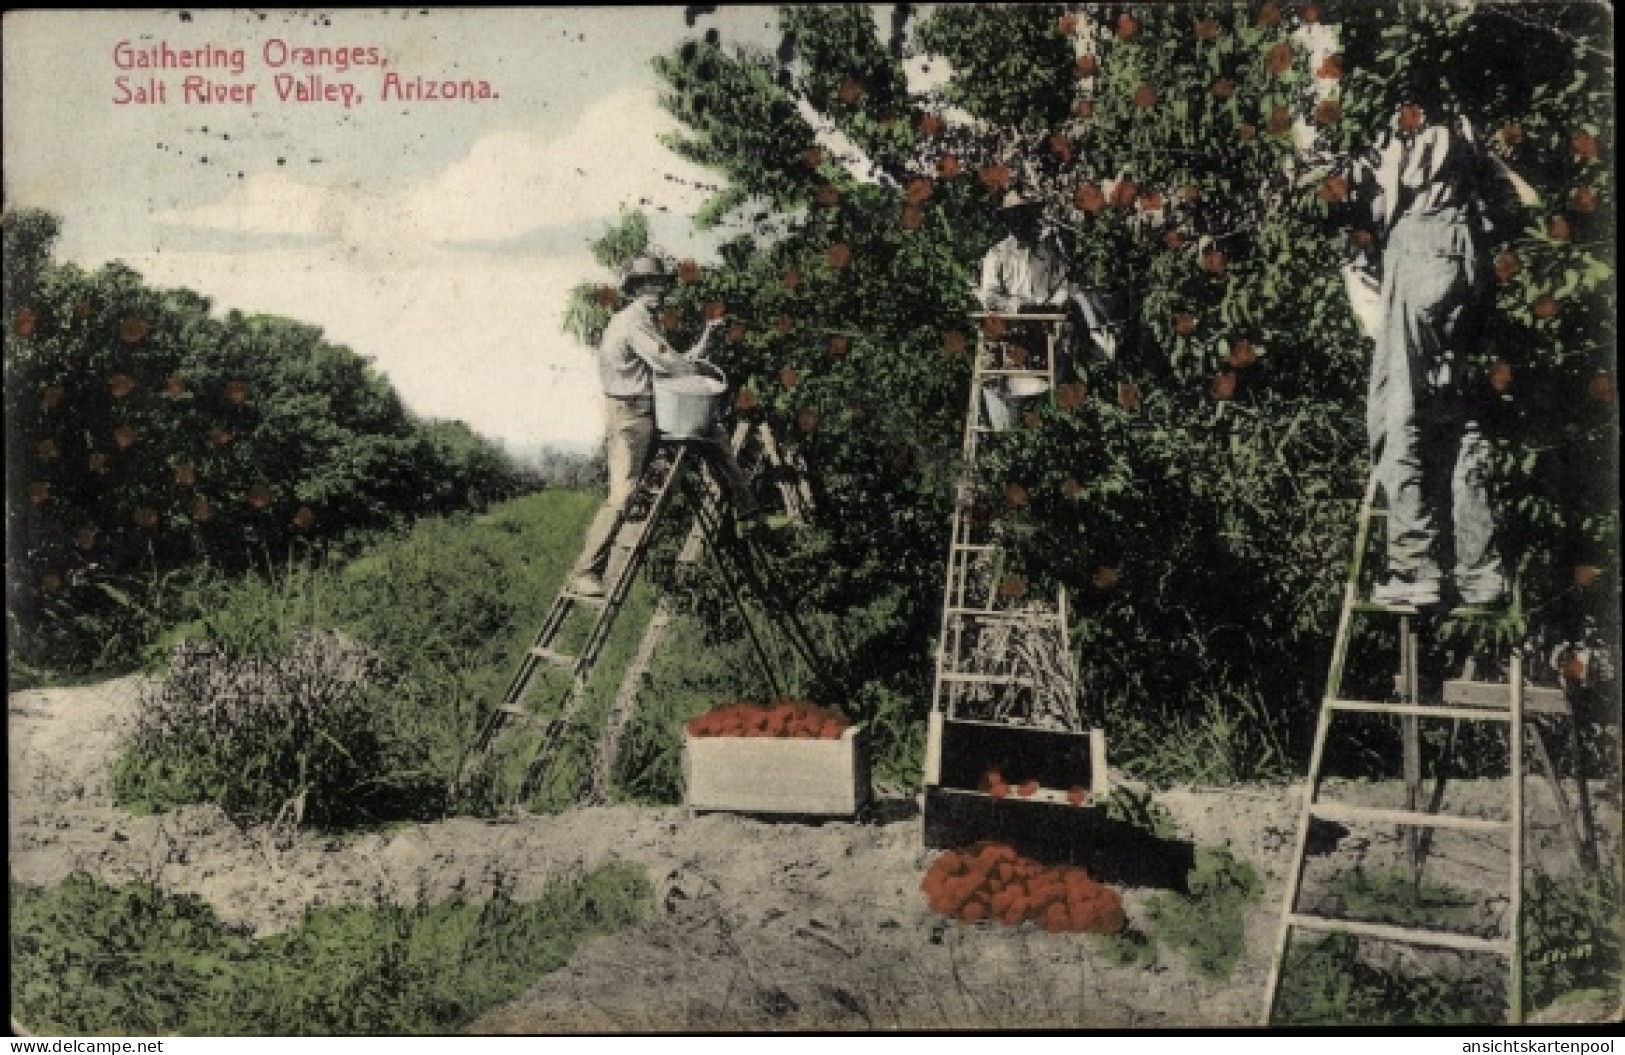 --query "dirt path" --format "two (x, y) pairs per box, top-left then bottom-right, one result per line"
(9, 678), (1618, 1030)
